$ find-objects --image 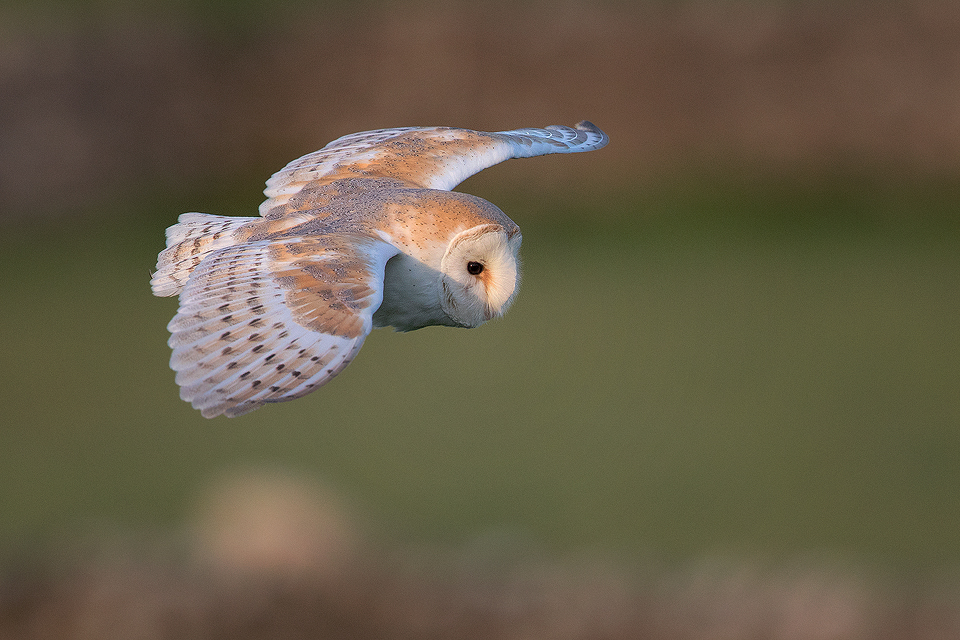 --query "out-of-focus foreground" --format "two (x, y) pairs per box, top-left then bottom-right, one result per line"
(3, 469), (960, 640)
(3, 1), (960, 638)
